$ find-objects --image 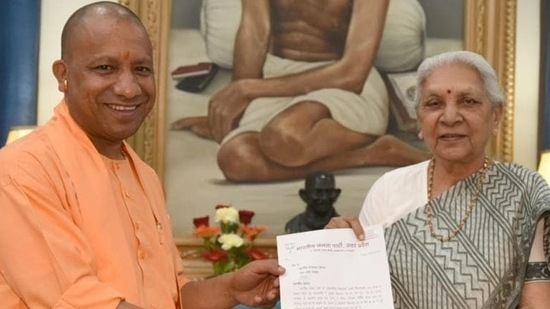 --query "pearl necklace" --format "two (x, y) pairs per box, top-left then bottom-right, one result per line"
(425, 157), (490, 242)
